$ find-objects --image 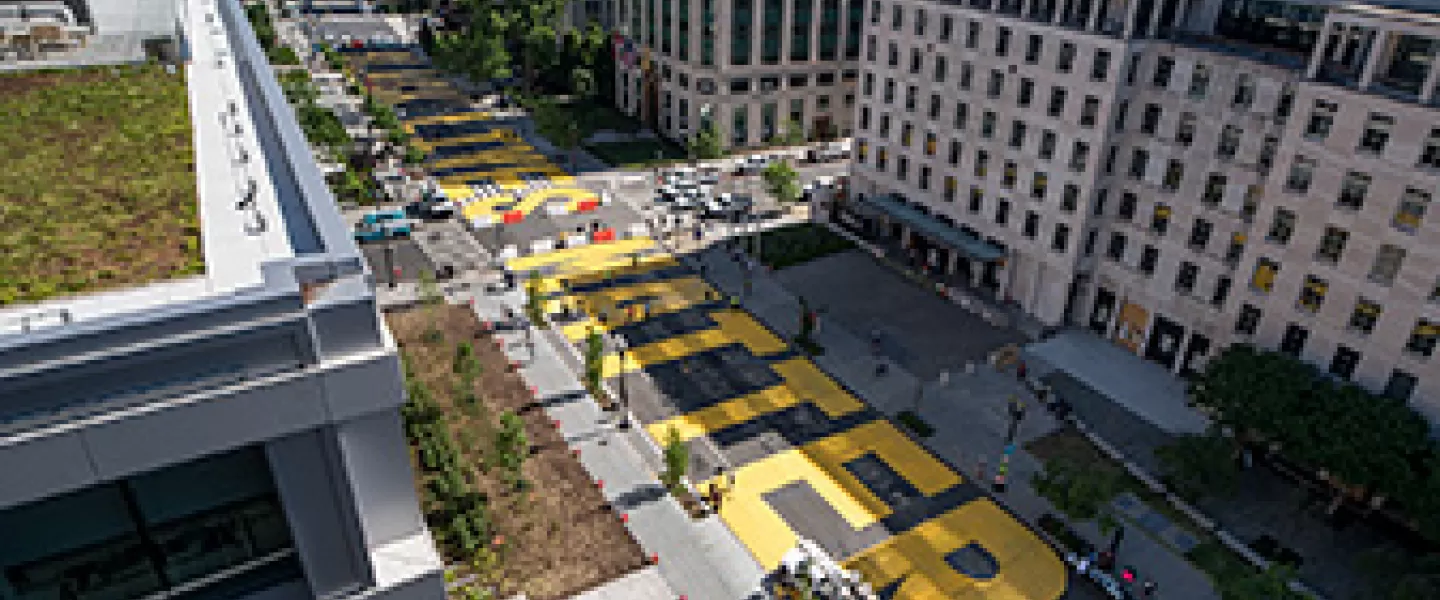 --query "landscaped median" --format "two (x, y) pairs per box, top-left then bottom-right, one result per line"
(386, 304), (645, 600)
